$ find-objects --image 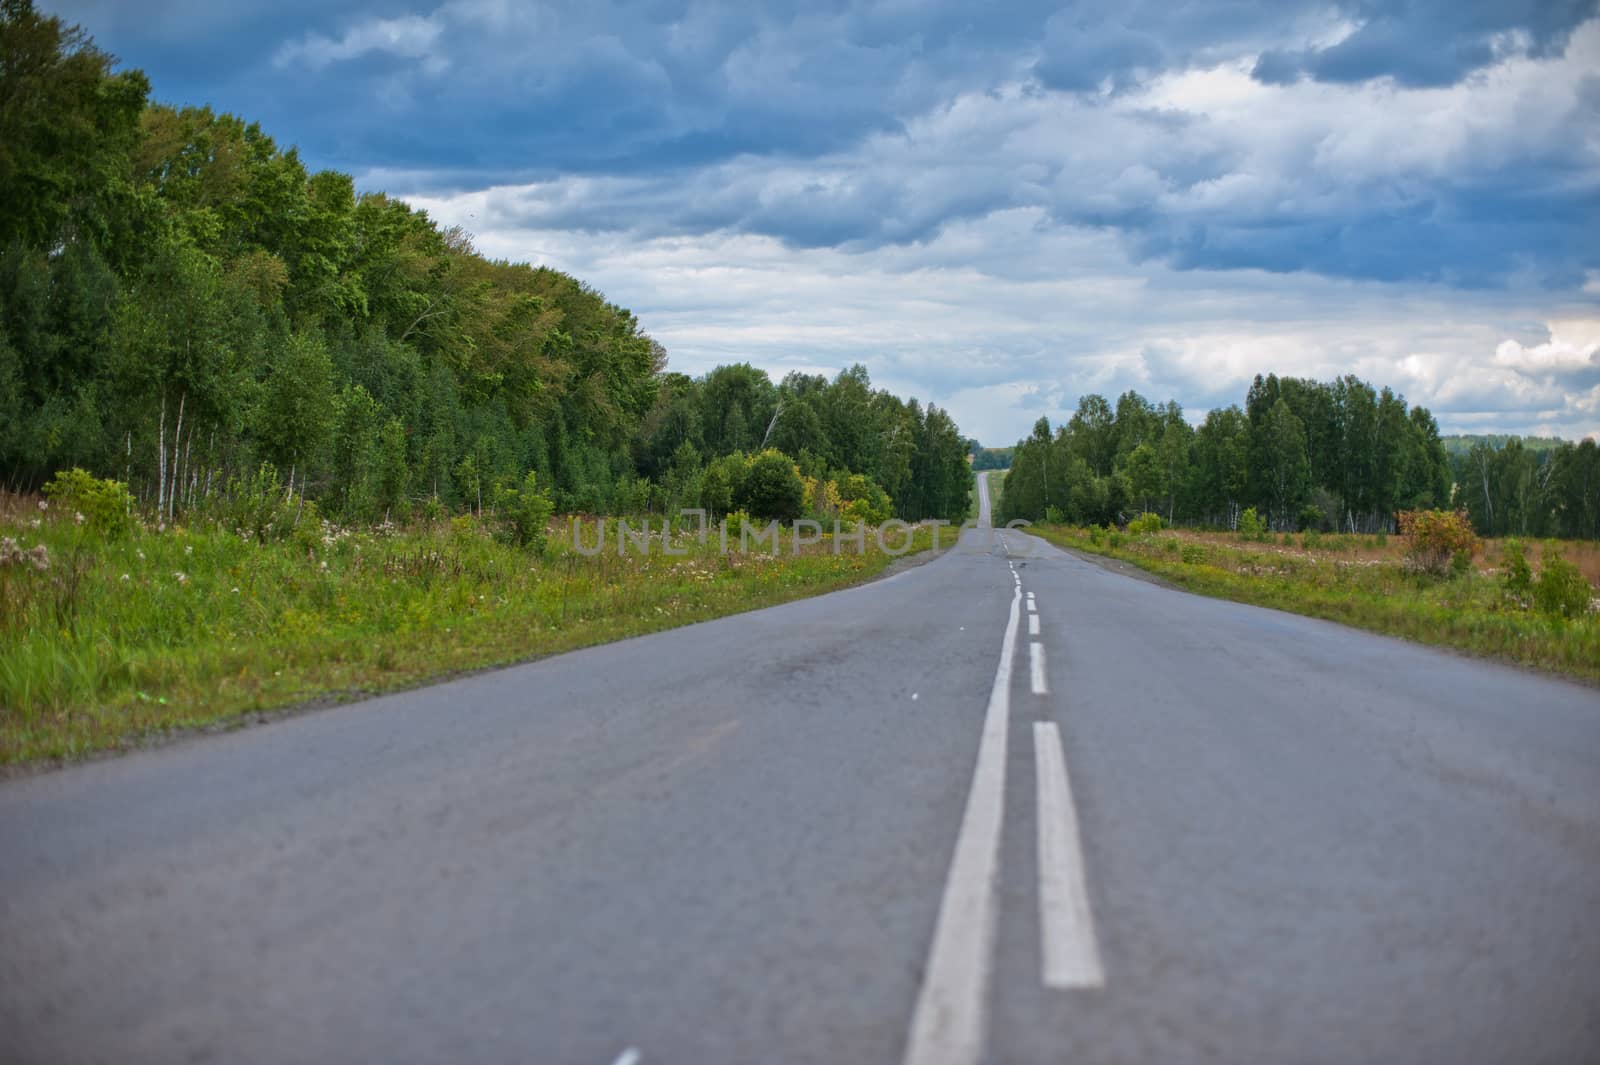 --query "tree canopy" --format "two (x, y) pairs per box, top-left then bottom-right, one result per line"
(0, 1), (970, 525)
